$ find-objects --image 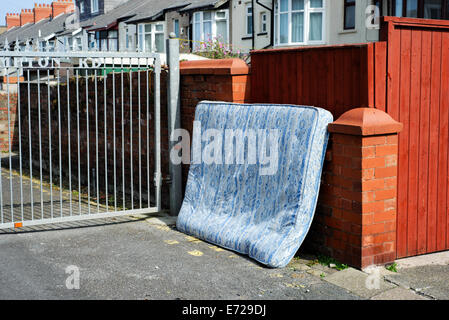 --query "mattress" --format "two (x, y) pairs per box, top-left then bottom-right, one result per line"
(176, 101), (333, 268)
